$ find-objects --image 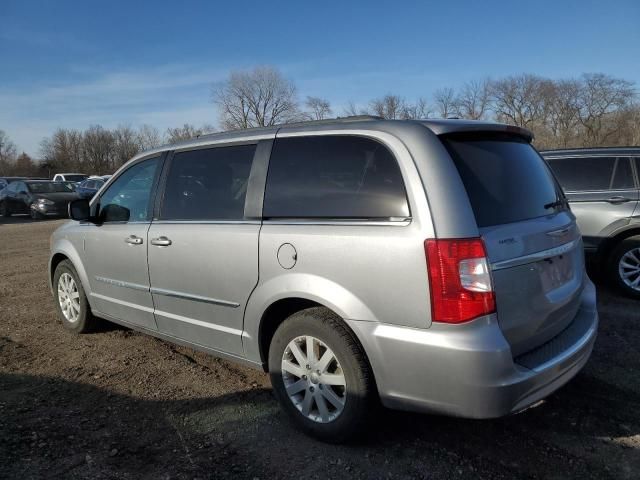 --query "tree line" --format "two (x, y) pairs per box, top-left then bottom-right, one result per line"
(1, 66), (638, 178)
